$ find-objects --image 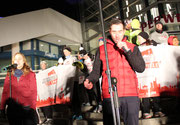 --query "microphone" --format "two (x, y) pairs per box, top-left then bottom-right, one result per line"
(122, 46), (130, 53)
(3, 64), (17, 71)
